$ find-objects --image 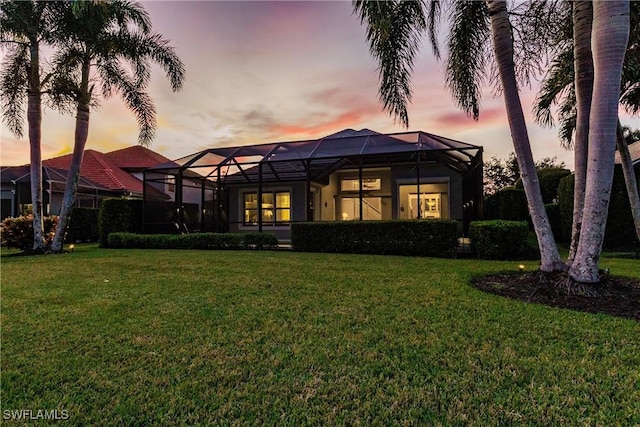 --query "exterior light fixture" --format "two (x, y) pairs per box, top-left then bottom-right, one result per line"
(518, 264), (525, 272)
(69, 244), (75, 252)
